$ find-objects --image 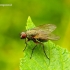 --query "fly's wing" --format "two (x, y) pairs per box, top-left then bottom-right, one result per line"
(47, 33), (60, 40)
(32, 24), (59, 40)
(32, 24), (56, 34)
(33, 33), (59, 40)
